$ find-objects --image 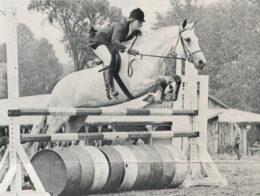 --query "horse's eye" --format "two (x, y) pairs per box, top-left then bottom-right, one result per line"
(185, 38), (191, 43)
